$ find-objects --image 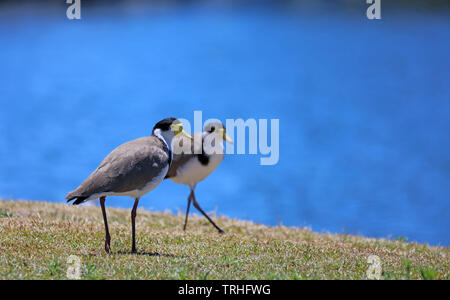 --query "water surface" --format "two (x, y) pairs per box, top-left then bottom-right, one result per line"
(0, 2), (449, 245)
